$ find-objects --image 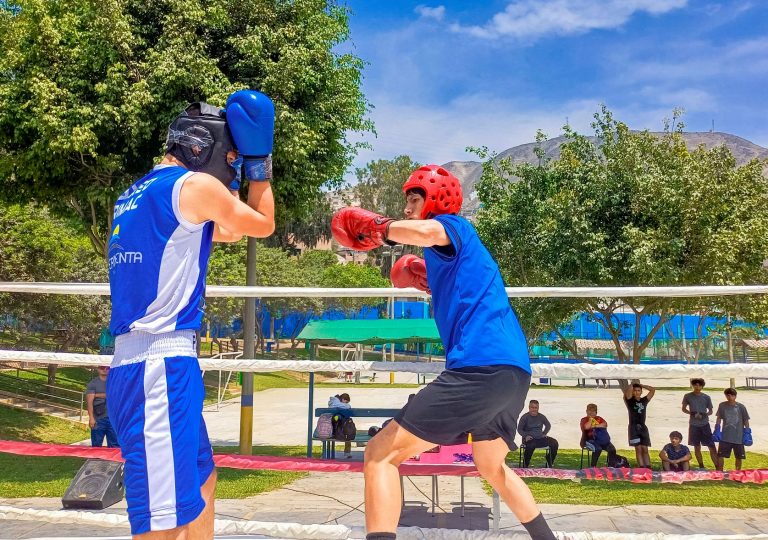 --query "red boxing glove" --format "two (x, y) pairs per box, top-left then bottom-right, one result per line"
(391, 254), (429, 292)
(331, 207), (395, 251)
